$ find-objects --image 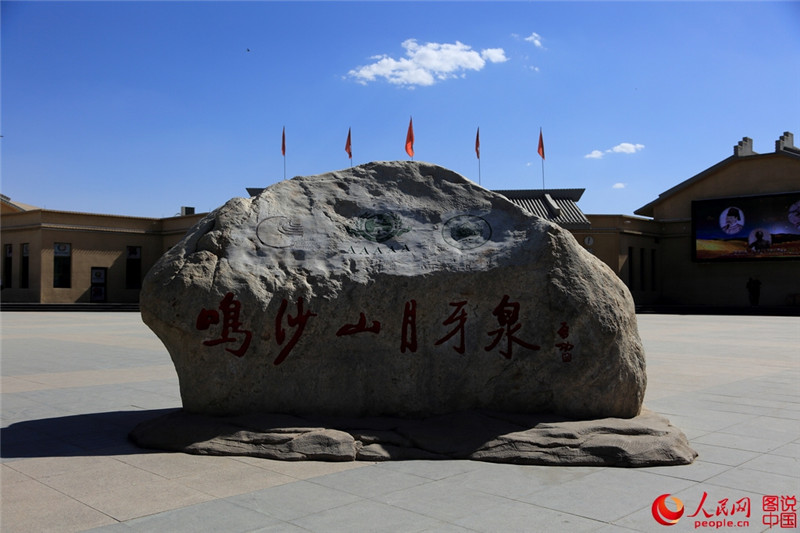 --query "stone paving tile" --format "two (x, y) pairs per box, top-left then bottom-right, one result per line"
(232, 454), (370, 480)
(774, 409), (800, 421)
(5, 454), (124, 481)
(374, 475), (514, 523)
(770, 441), (800, 459)
(22, 455), (214, 522)
(226, 480), (362, 521)
(307, 464), (432, 498)
(0, 399), (75, 428)
(434, 462), (602, 501)
(689, 442), (762, 467)
(100, 499), (284, 533)
(1, 436), (87, 464)
(452, 500), (606, 532)
(703, 466), (800, 496)
(719, 420), (800, 442)
(637, 460), (732, 483)
(594, 525), (642, 533)
(692, 431), (794, 454)
(740, 453), (800, 478)
(647, 403), (762, 433)
(372, 458), (488, 481)
(408, 524), (474, 533)
(1, 476), (117, 533)
(112, 450), (250, 479)
(0, 366), (175, 392)
(173, 459), (297, 498)
(248, 522), (316, 533)
(0, 463), (30, 484)
(289, 499), (445, 533)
